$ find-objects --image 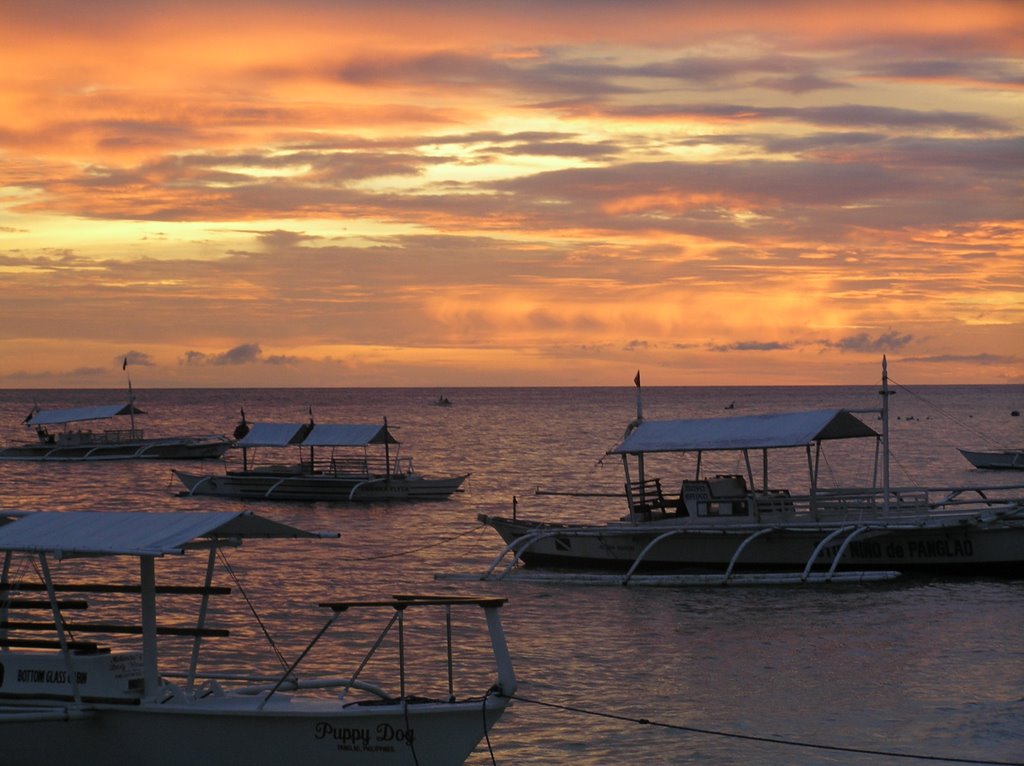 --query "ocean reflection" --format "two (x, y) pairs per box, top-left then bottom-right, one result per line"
(0, 384), (1021, 764)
